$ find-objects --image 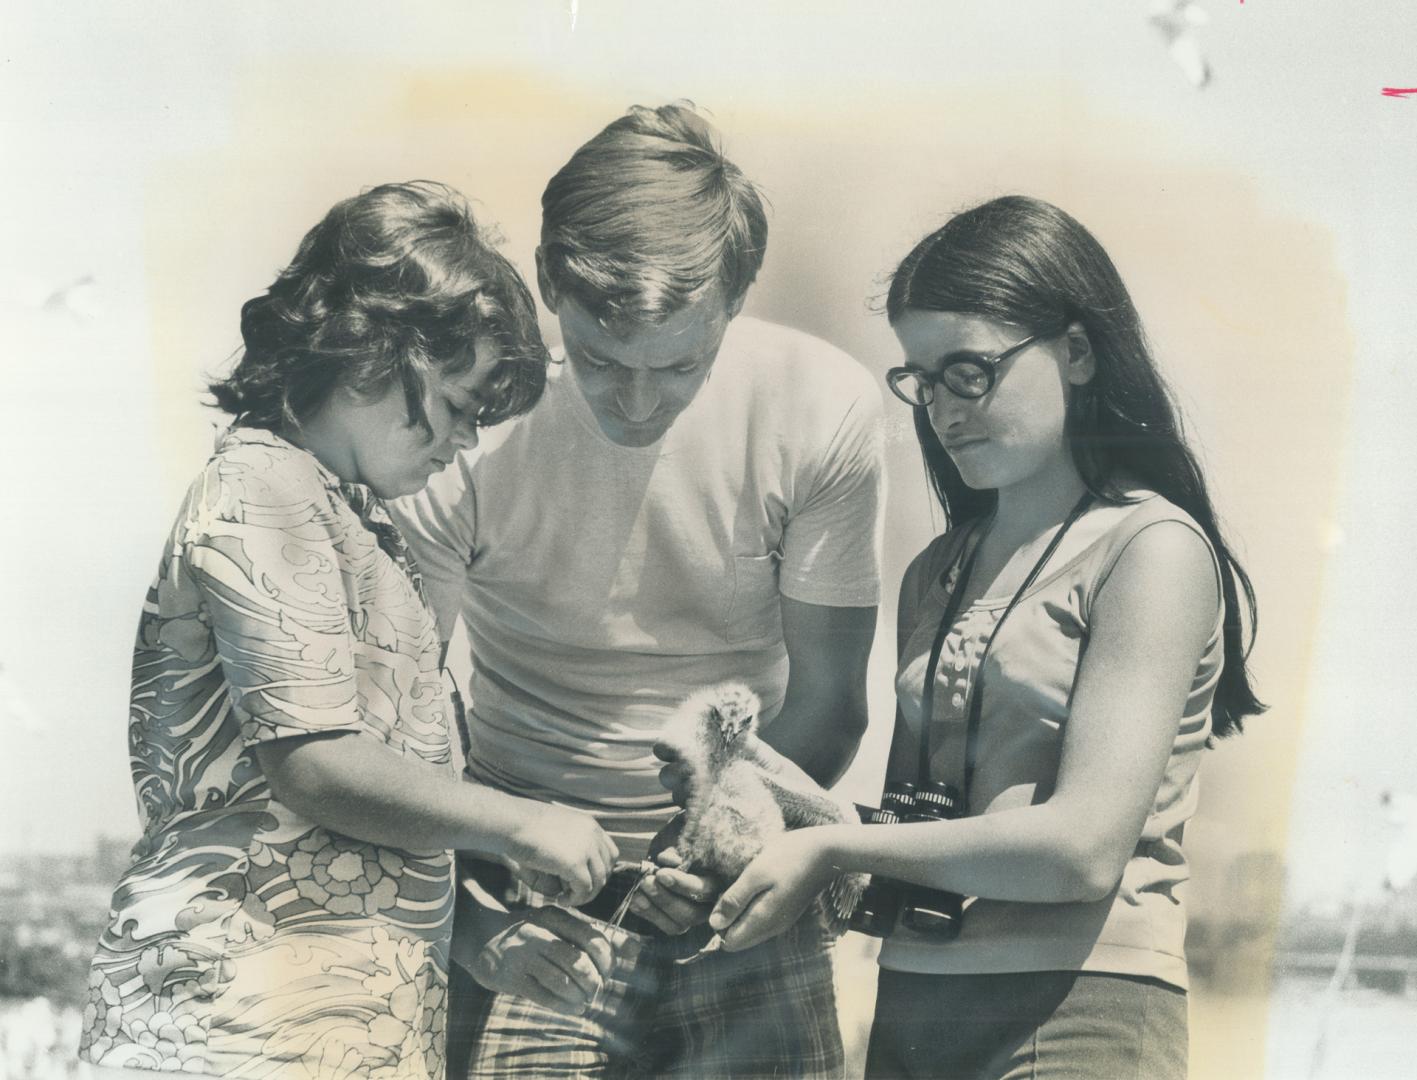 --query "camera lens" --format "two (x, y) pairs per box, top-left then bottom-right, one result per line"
(881, 781), (917, 815)
(855, 805), (900, 826)
(847, 787), (918, 937)
(910, 780), (962, 821)
(900, 890), (963, 937)
(850, 879), (903, 936)
(896, 781), (966, 939)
